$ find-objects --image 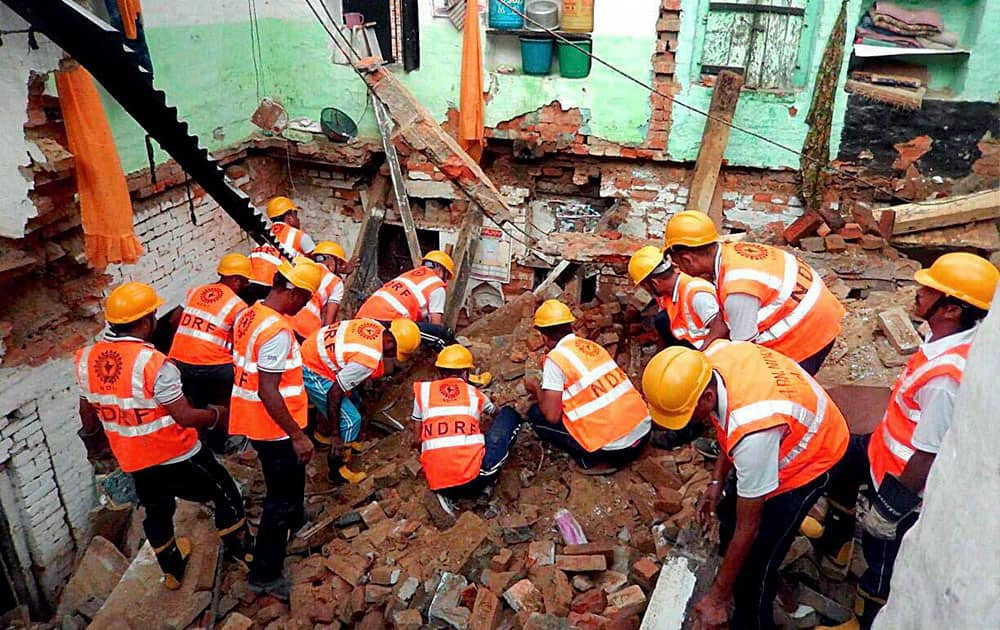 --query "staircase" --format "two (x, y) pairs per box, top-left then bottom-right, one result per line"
(2, 0), (297, 260)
